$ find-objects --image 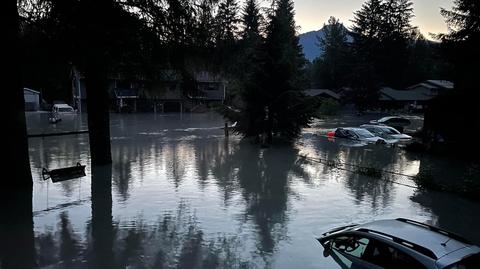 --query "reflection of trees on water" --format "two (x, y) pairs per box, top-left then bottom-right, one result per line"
(303, 138), (414, 209)
(342, 147), (395, 210)
(410, 159), (480, 244)
(411, 189), (480, 244)
(212, 141), (305, 257)
(33, 165), (252, 268)
(111, 135), (198, 197)
(29, 135), (90, 197)
(34, 203), (251, 268)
